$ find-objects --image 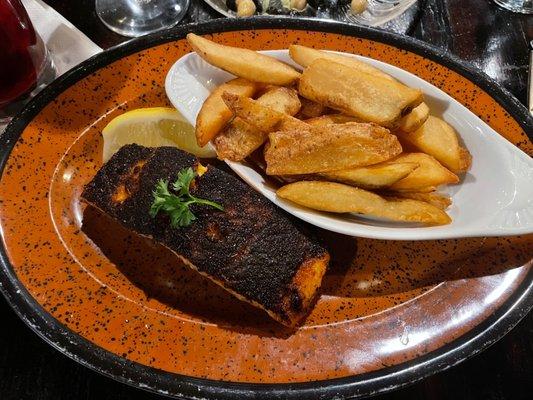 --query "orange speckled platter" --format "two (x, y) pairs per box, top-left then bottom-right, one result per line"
(1, 19), (532, 399)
